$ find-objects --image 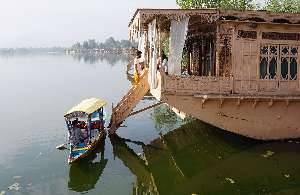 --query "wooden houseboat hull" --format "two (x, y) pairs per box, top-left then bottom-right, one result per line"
(162, 94), (300, 140)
